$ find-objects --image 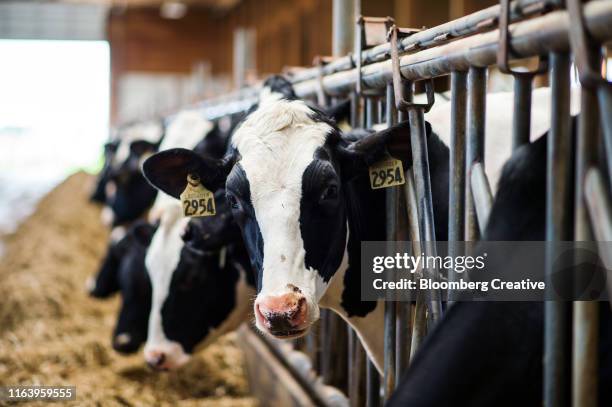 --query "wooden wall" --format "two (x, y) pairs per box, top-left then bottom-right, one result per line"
(107, 0), (497, 122)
